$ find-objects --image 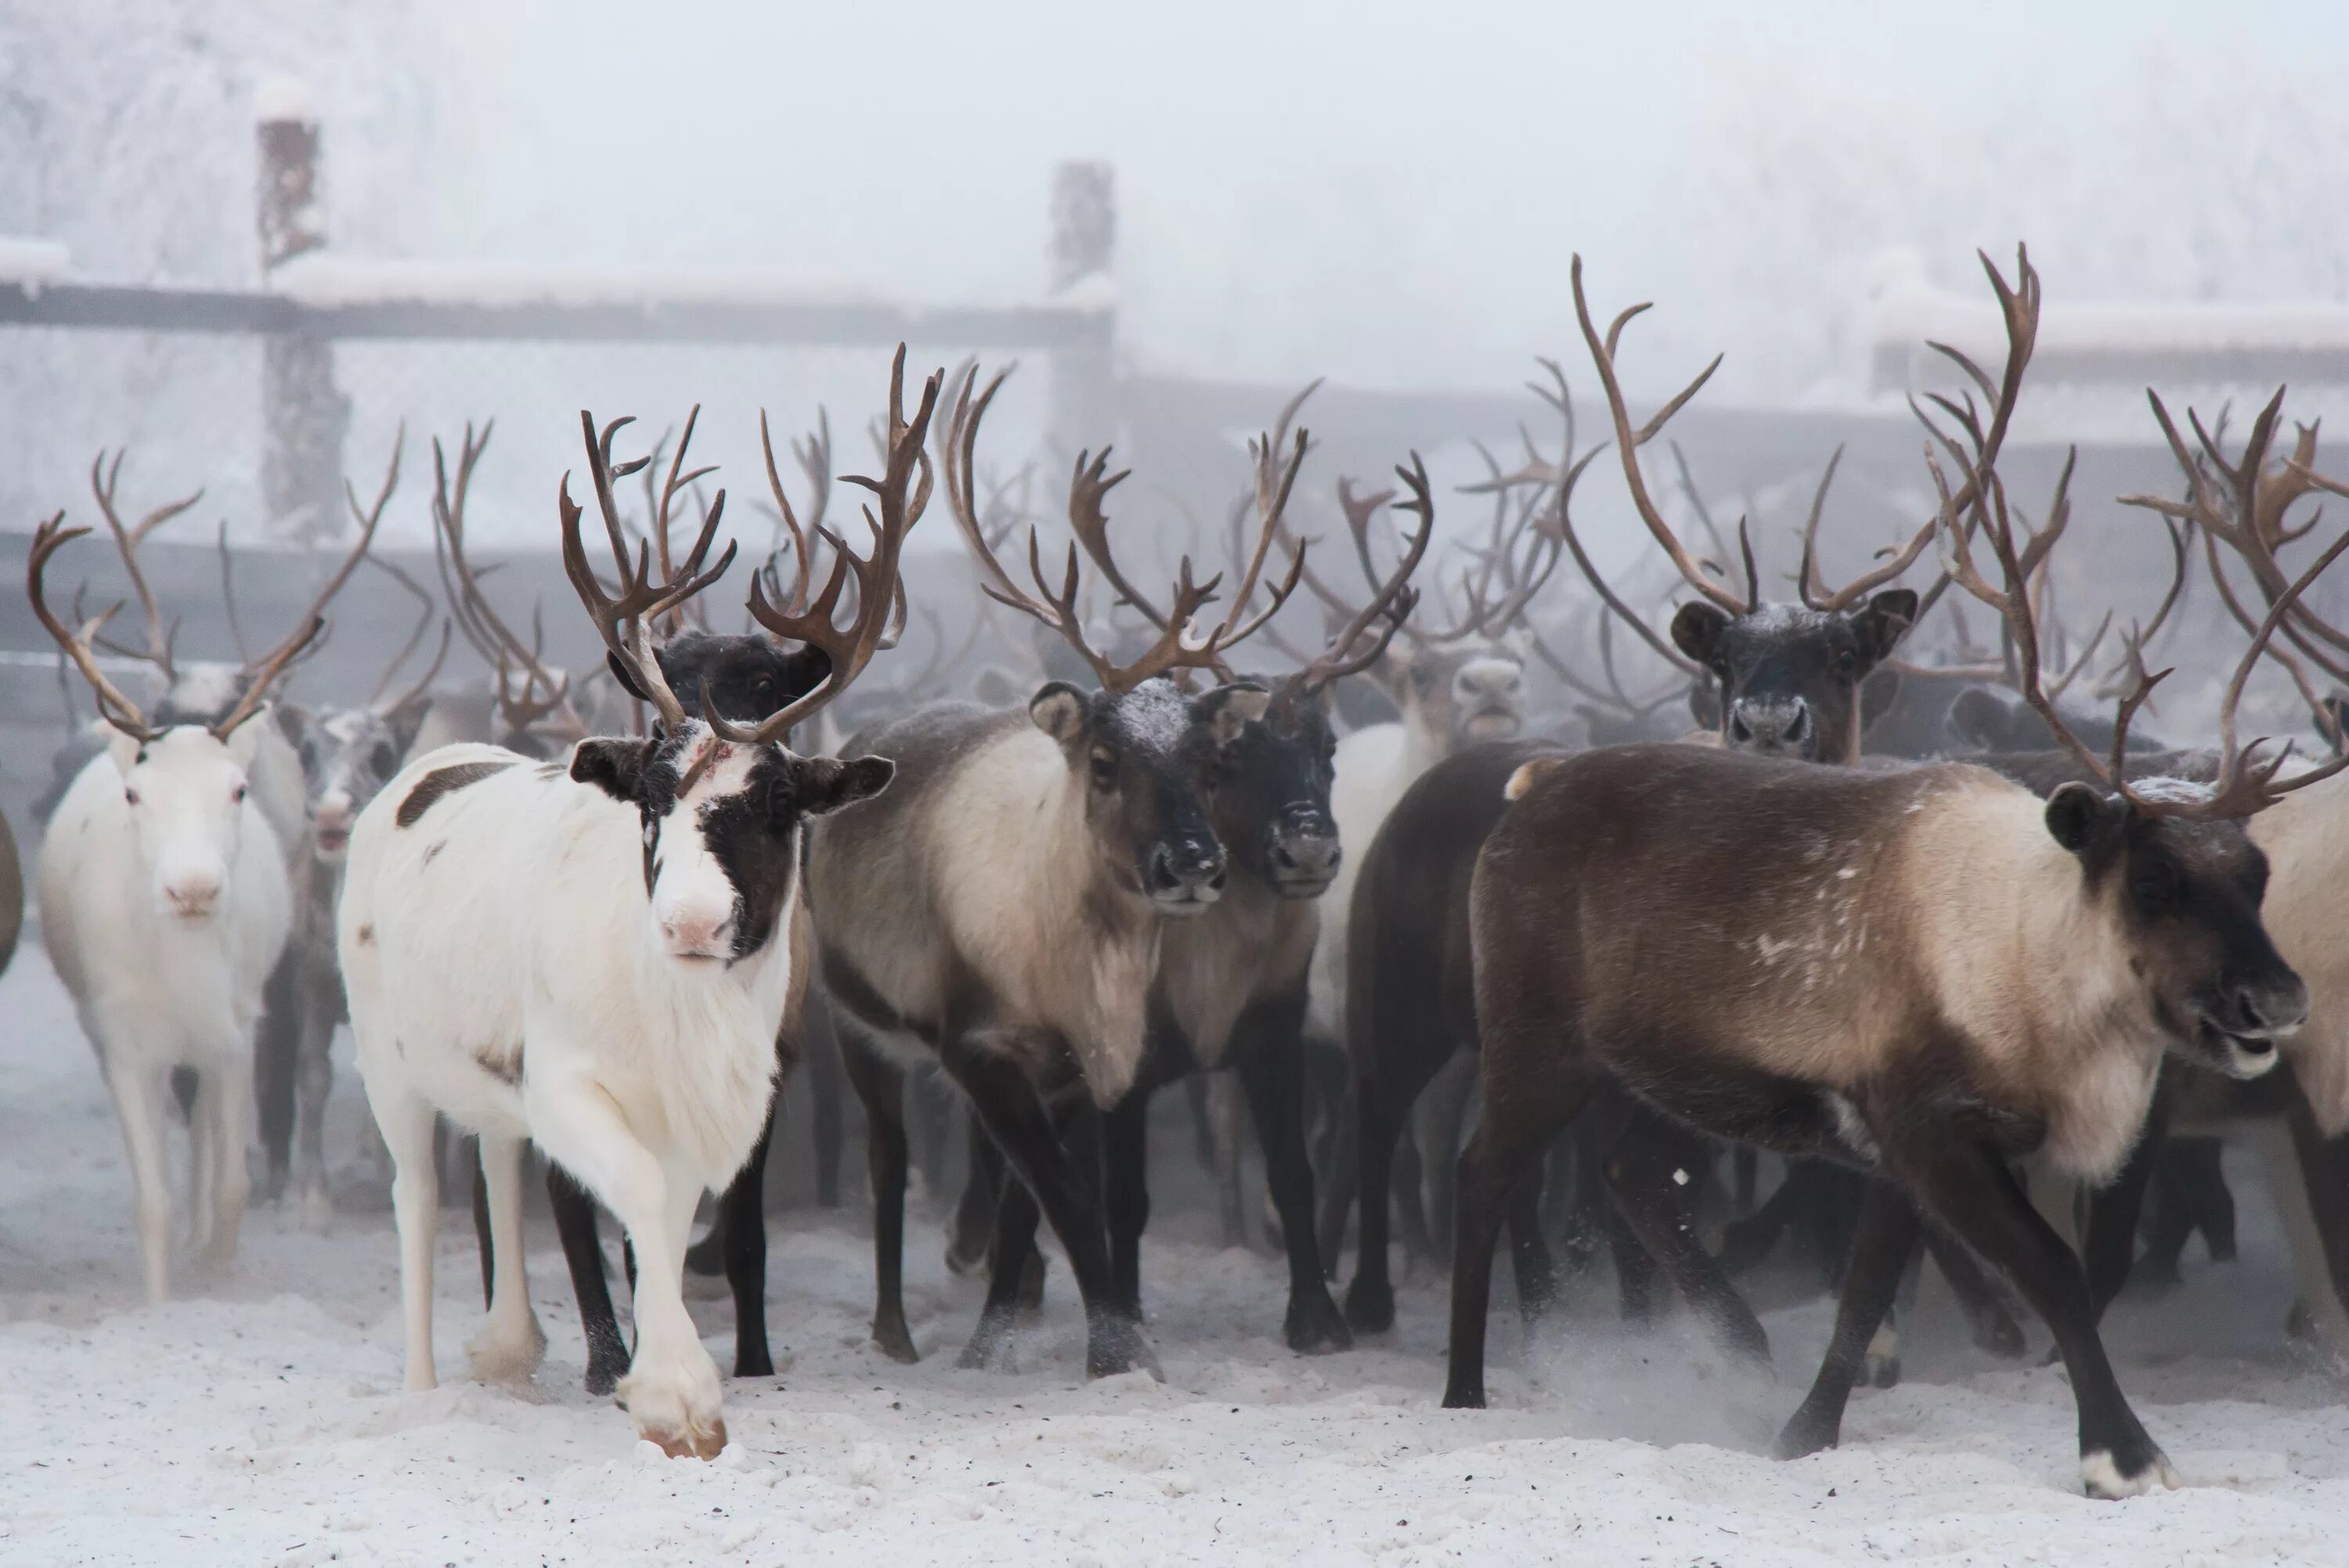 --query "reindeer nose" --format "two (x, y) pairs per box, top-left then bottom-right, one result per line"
(2235, 974), (2311, 1040)
(164, 877), (223, 918)
(1147, 838), (1226, 907)
(1270, 815), (1341, 885)
(1730, 697), (1812, 754)
(659, 909), (734, 958)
